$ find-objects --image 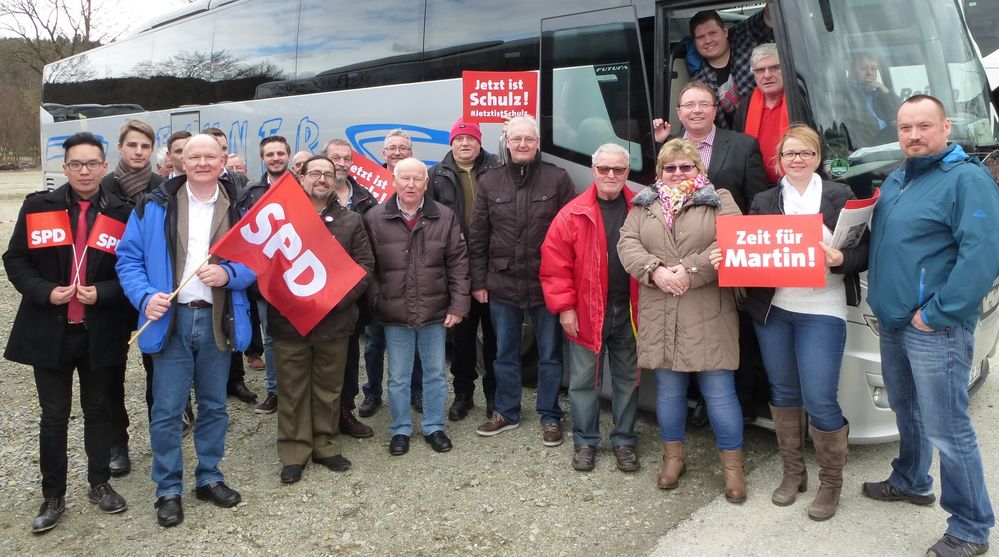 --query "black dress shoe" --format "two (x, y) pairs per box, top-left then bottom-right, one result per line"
(280, 465), (303, 484)
(424, 430), (453, 453)
(448, 393), (474, 421)
(358, 395), (382, 418)
(228, 382), (258, 404)
(88, 482), (127, 513)
(109, 446), (131, 477)
(194, 481), (241, 508)
(411, 393), (423, 414)
(31, 496), (65, 534)
(154, 495), (183, 528)
(314, 455), (351, 472)
(389, 434), (410, 456)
